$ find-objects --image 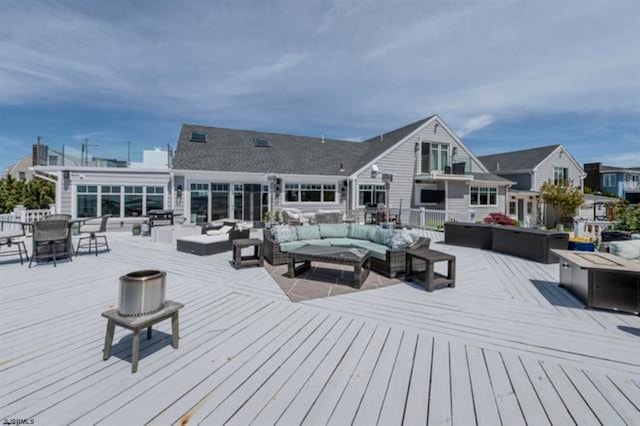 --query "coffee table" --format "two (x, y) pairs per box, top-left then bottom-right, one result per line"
(287, 245), (370, 288)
